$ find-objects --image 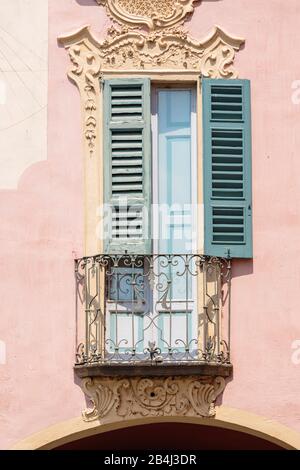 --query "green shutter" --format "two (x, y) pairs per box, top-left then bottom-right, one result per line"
(104, 78), (151, 254)
(203, 79), (253, 258)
